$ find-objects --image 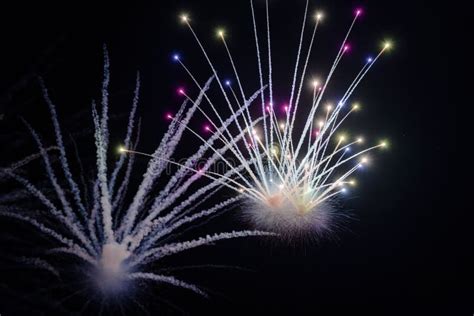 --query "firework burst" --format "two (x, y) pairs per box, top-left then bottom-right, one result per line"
(0, 49), (273, 309)
(171, 1), (391, 239)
